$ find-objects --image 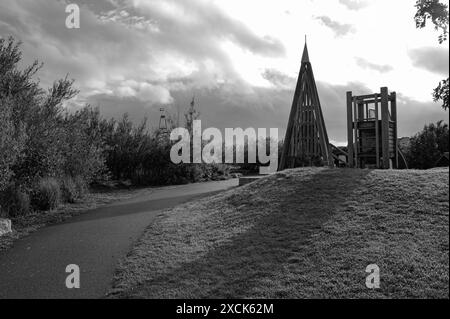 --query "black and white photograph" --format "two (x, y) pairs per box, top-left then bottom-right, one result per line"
(0, 0), (448, 309)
